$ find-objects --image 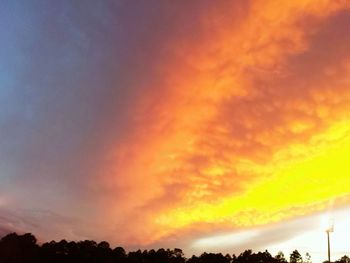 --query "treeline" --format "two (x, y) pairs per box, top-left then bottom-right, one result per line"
(0, 232), (349, 263)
